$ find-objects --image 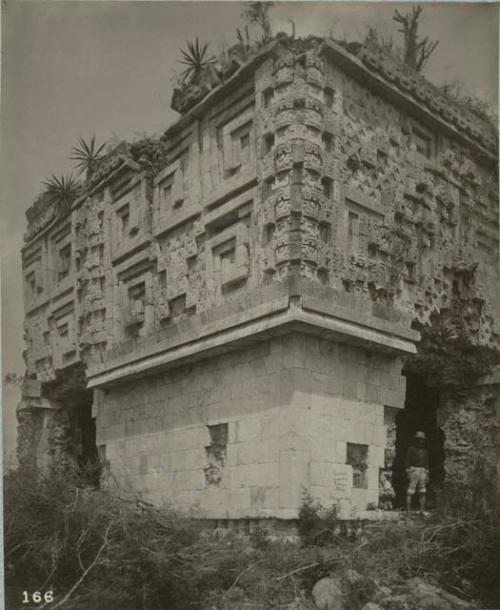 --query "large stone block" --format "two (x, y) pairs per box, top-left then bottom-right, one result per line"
(329, 417), (348, 440)
(282, 334), (307, 368)
(201, 487), (230, 516)
(279, 450), (309, 509)
(235, 417), (261, 442)
(237, 440), (279, 465)
(168, 427), (201, 452)
(309, 485), (336, 506)
(366, 467), (380, 491)
(229, 487), (251, 513)
(310, 437), (337, 463)
(369, 445), (385, 468)
(260, 409), (282, 440)
(173, 468), (205, 491)
(169, 449), (202, 471)
(311, 461), (335, 487)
